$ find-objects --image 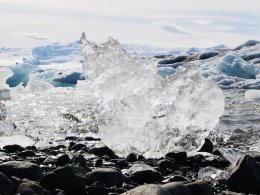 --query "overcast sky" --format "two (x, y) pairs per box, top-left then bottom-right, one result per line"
(0, 0), (260, 48)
